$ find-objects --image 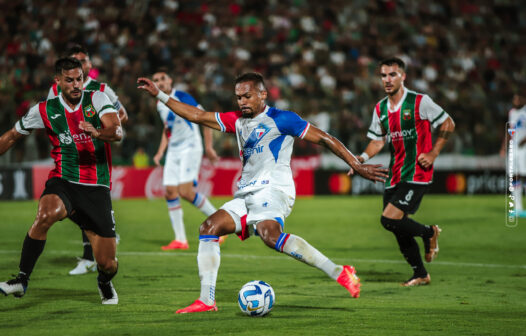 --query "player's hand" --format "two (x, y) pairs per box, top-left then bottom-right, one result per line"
(205, 147), (220, 165)
(137, 77), (160, 97)
(349, 163), (388, 183)
(153, 152), (163, 166)
(357, 156), (365, 163)
(417, 152), (437, 169)
(79, 121), (100, 138)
